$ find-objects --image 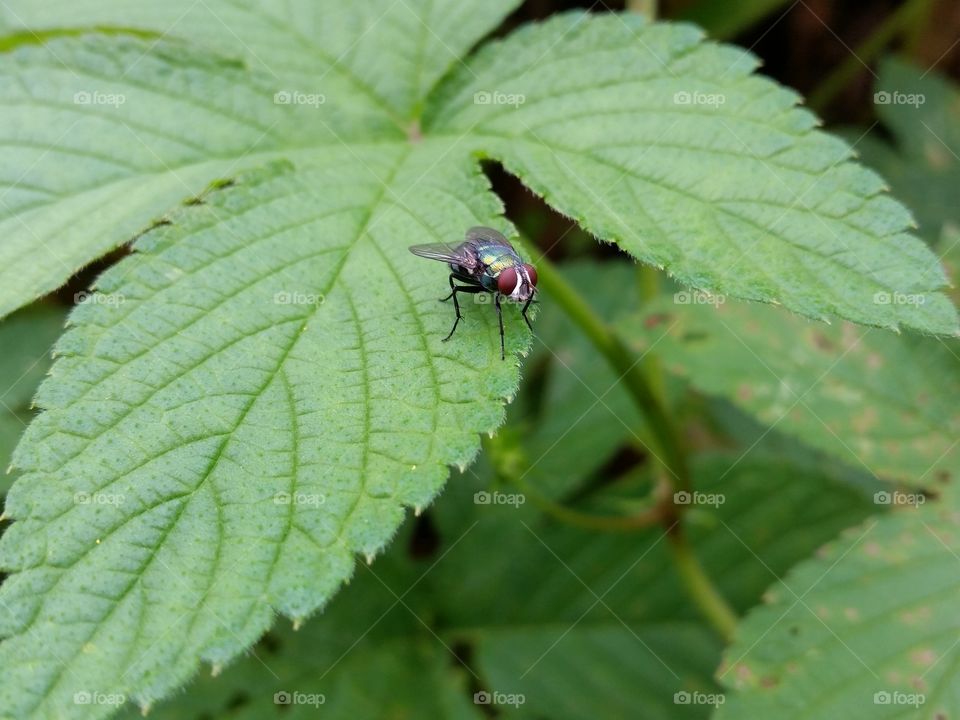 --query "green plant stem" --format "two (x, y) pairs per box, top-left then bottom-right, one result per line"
(807, 0), (935, 112)
(513, 474), (665, 532)
(535, 255), (739, 641)
(667, 529), (738, 643)
(536, 256), (690, 492)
